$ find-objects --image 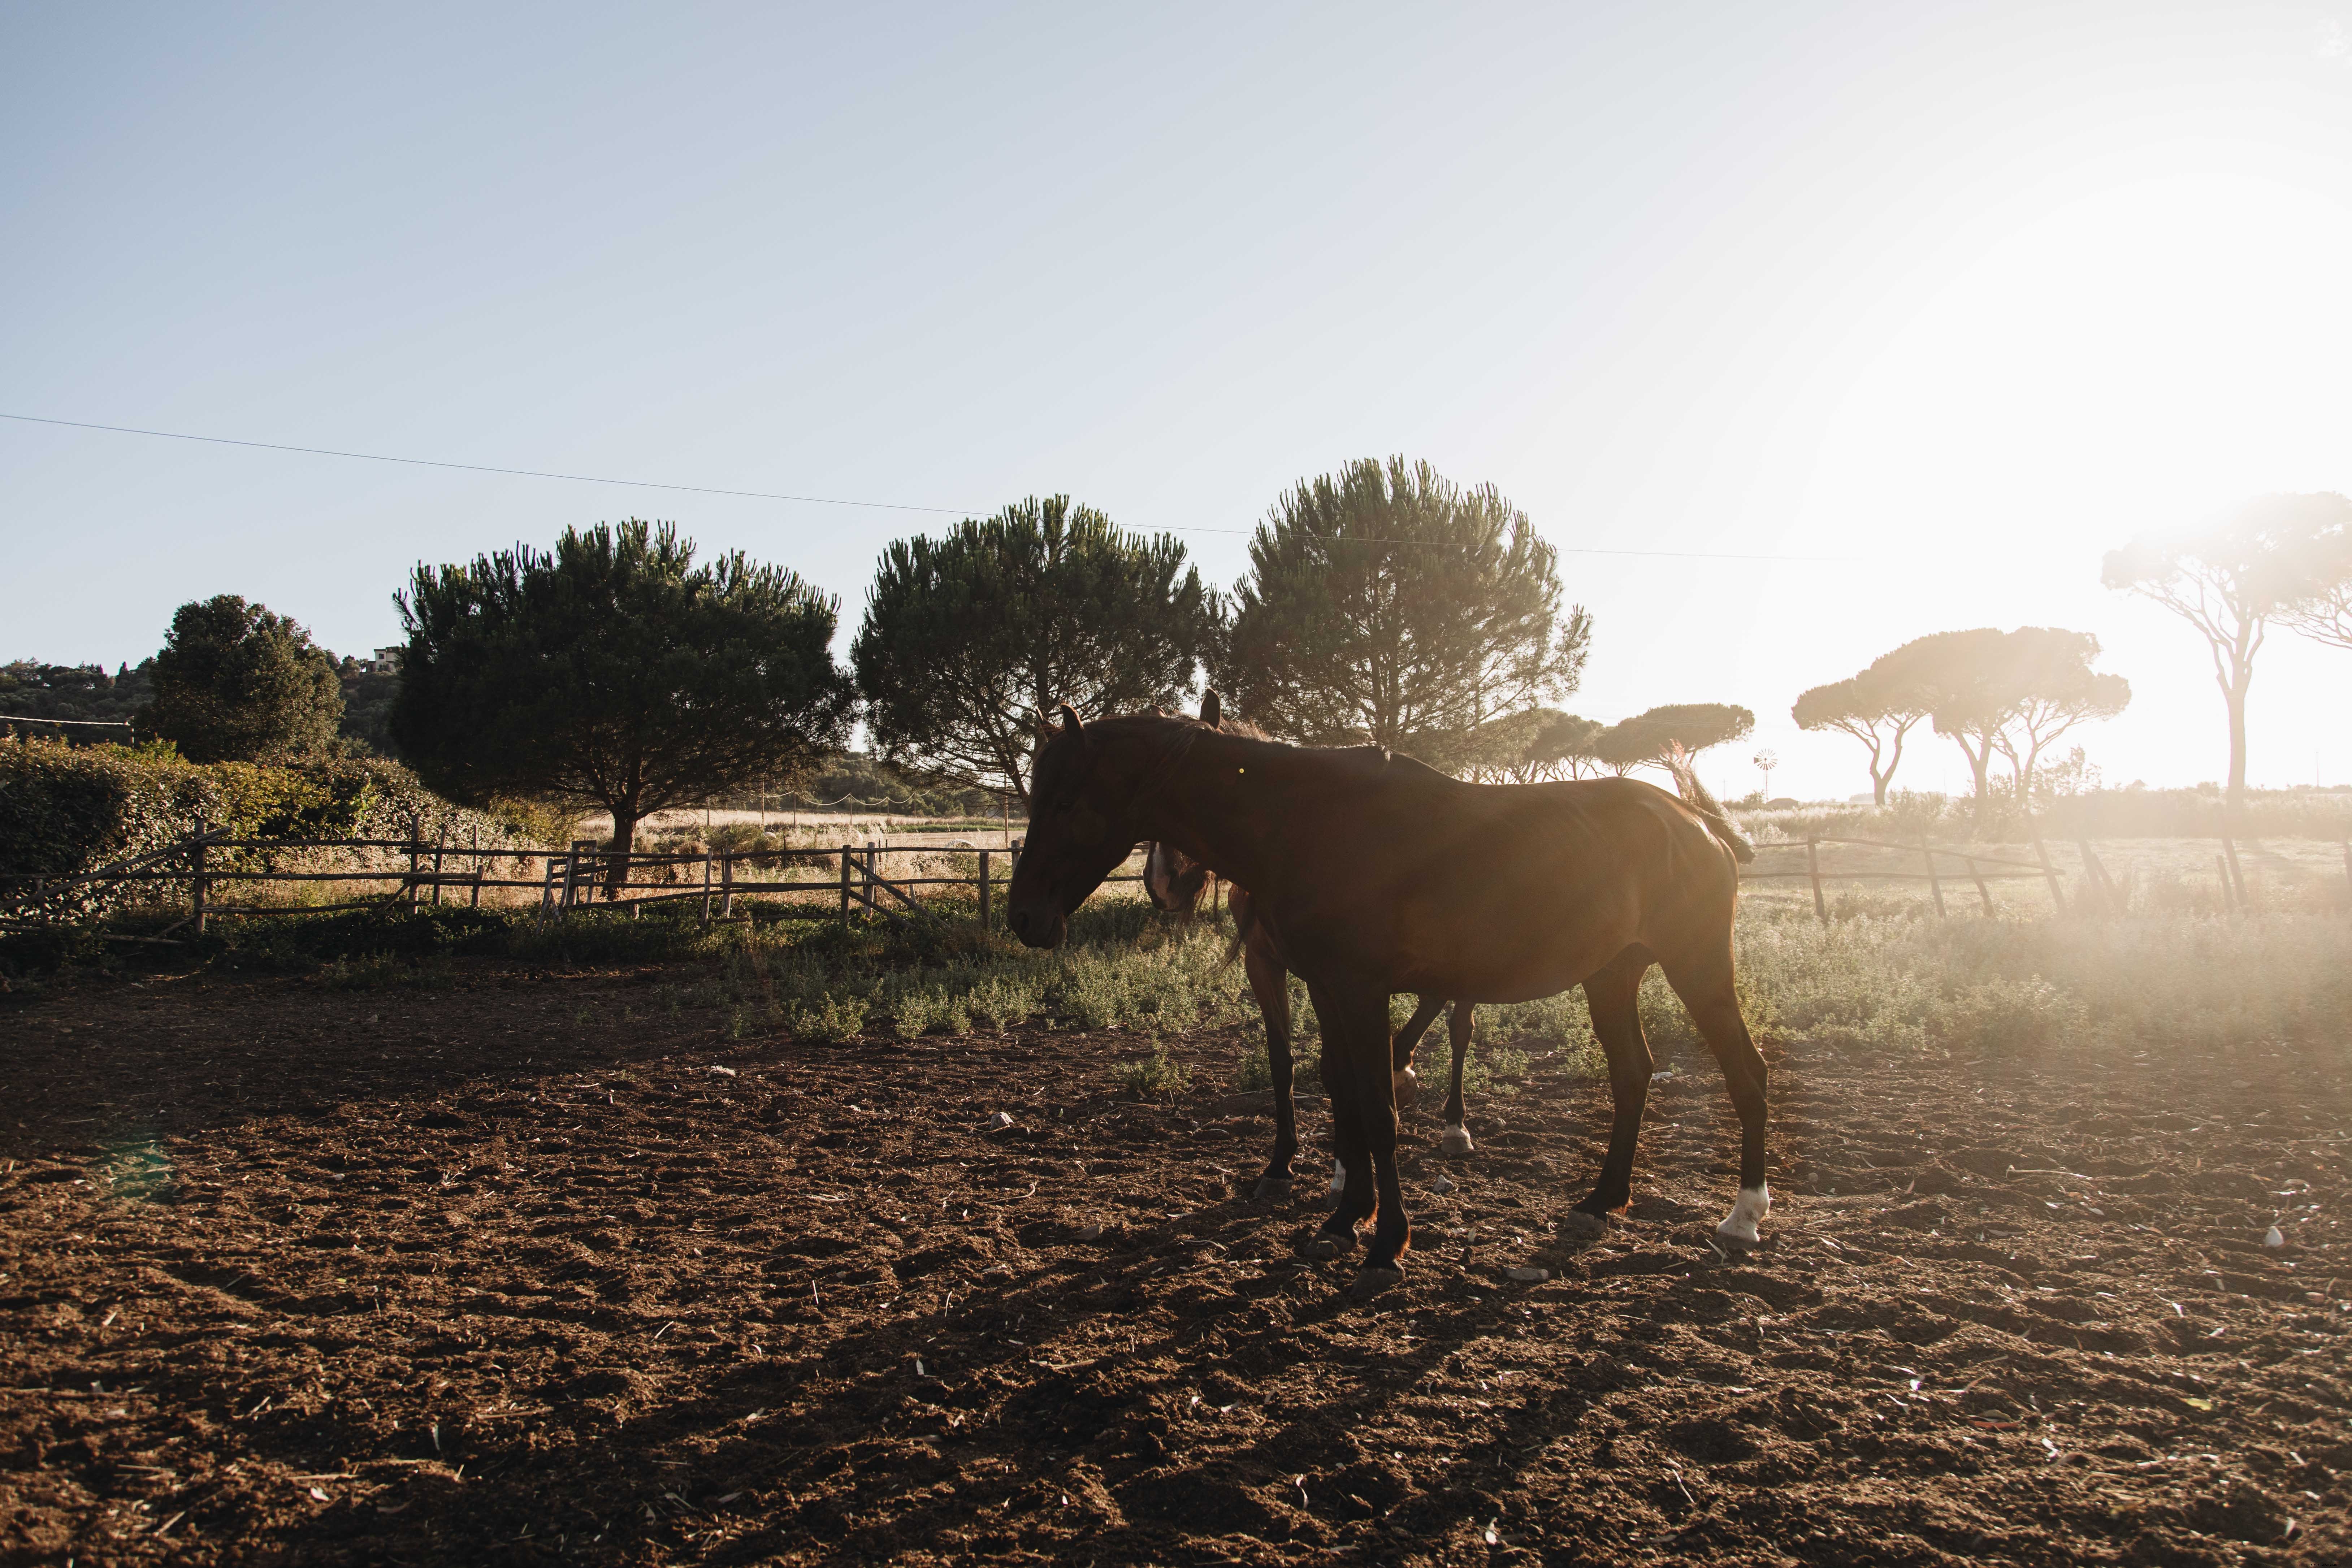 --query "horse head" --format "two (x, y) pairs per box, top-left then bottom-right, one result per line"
(1008, 705), (1159, 948)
